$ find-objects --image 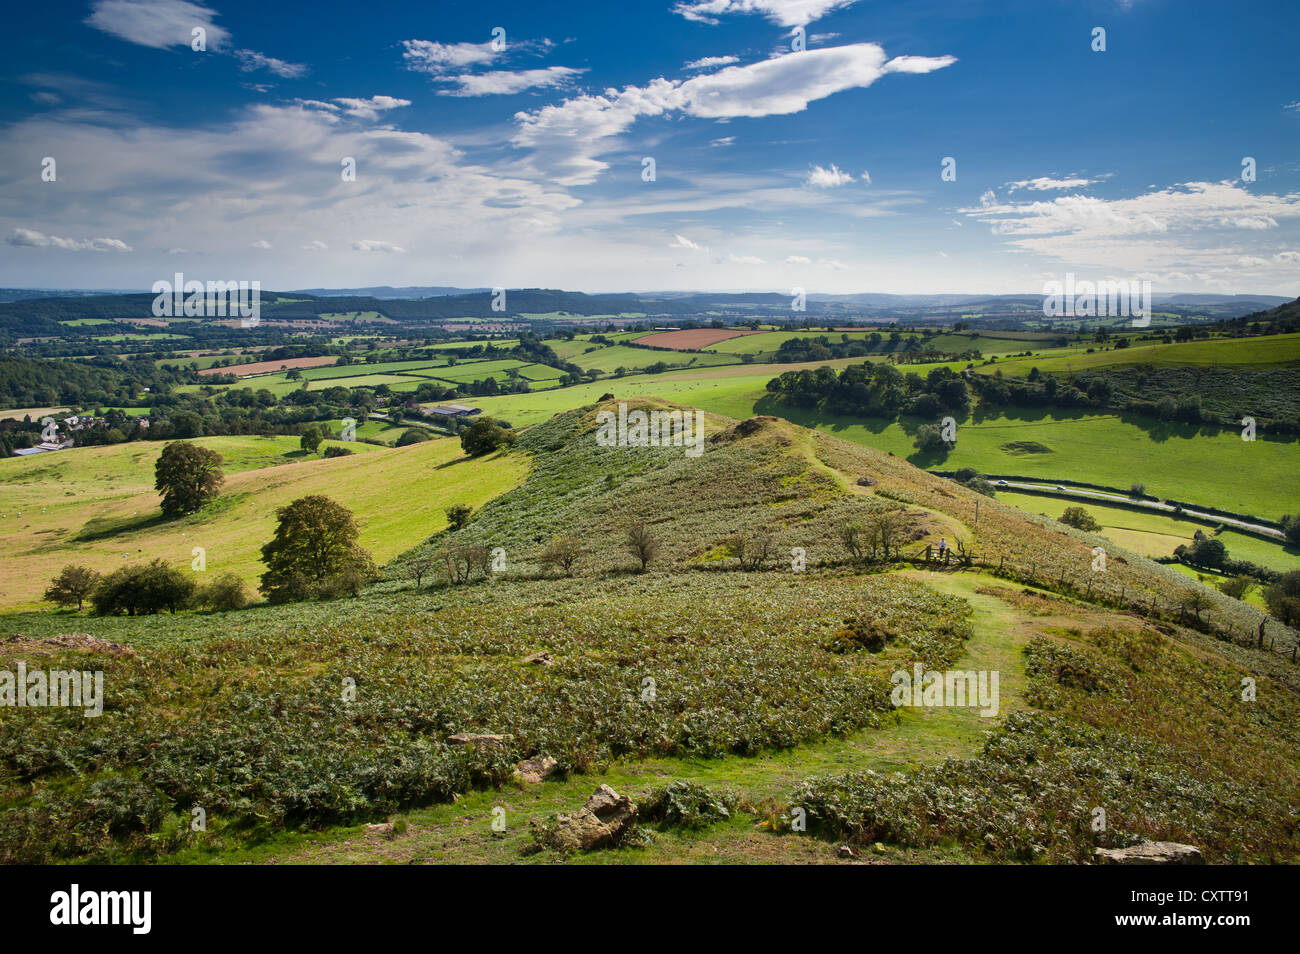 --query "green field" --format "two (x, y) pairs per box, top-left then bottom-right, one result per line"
(996, 490), (1300, 573)
(3, 402), (1294, 865)
(994, 333), (1300, 376)
(462, 355), (1300, 520)
(0, 434), (529, 611)
(564, 344), (739, 373)
(420, 359), (532, 383)
(299, 358), (452, 380)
